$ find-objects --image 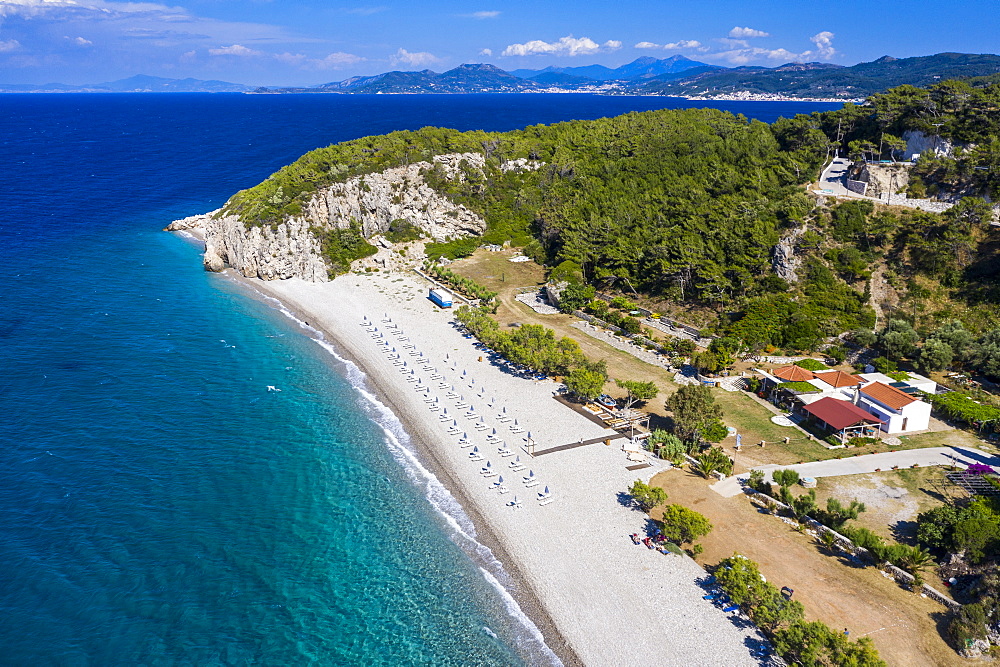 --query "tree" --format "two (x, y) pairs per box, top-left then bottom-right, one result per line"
(565, 366), (606, 401)
(930, 320), (974, 364)
(629, 479), (668, 512)
(616, 379), (659, 409)
(974, 328), (1000, 378)
(780, 487), (818, 519)
(648, 429), (685, 461)
(693, 447), (734, 478)
(667, 384), (724, 444)
(708, 336), (743, 368)
(556, 282), (595, 313)
(817, 497), (866, 530)
(919, 338), (953, 373)
(878, 319), (919, 360)
(897, 546), (934, 580)
(658, 504), (712, 545)
(772, 469), (801, 488)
